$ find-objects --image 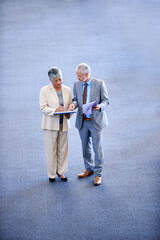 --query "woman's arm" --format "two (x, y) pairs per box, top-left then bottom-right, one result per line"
(39, 88), (56, 116)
